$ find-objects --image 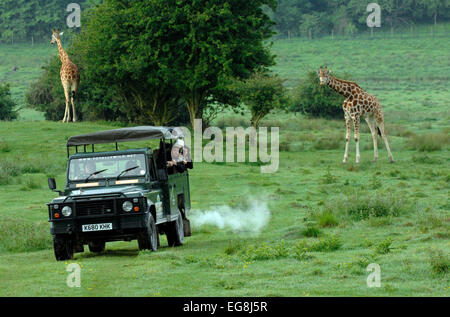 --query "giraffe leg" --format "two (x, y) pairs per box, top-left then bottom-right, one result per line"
(343, 113), (351, 163)
(353, 115), (361, 163)
(365, 116), (378, 162)
(71, 81), (78, 122)
(62, 83), (71, 123)
(376, 120), (394, 163)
